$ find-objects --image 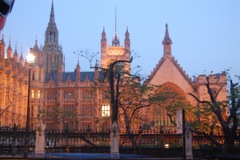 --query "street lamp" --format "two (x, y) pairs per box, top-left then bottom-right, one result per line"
(23, 49), (35, 158)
